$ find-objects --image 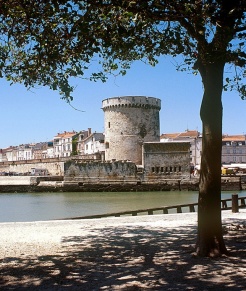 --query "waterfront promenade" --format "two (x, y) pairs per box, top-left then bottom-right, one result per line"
(0, 210), (245, 290)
